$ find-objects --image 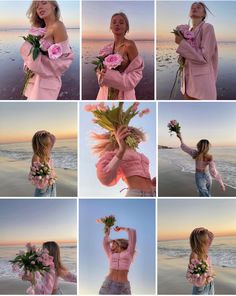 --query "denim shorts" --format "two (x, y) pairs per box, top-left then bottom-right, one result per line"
(34, 183), (56, 197)
(192, 281), (215, 295)
(99, 278), (131, 295)
(195, 172), (212, 197)
(125, 188), (156, 197)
